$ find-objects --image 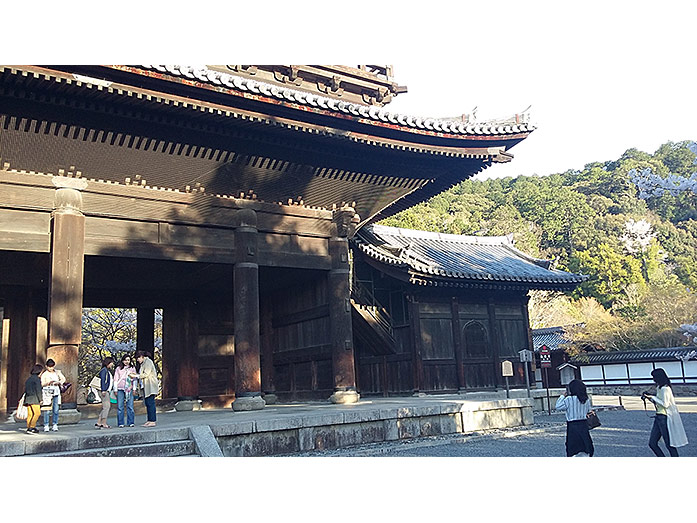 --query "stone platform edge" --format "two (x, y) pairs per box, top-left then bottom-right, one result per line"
(210, 398), (534, 457)
(1, 398), (534, 457)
